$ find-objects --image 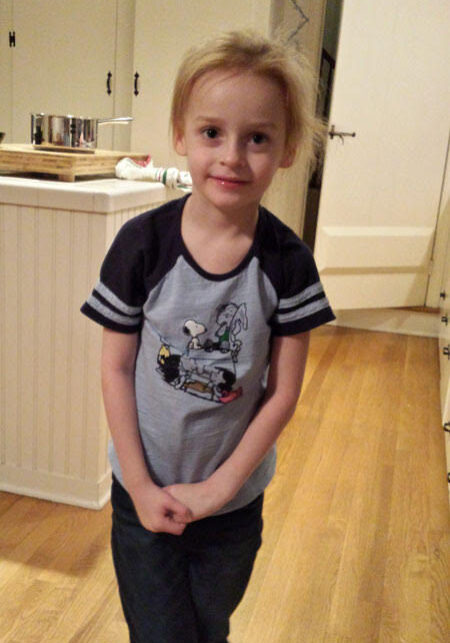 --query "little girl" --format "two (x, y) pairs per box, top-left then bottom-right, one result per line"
(82, 29), (334, 643)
